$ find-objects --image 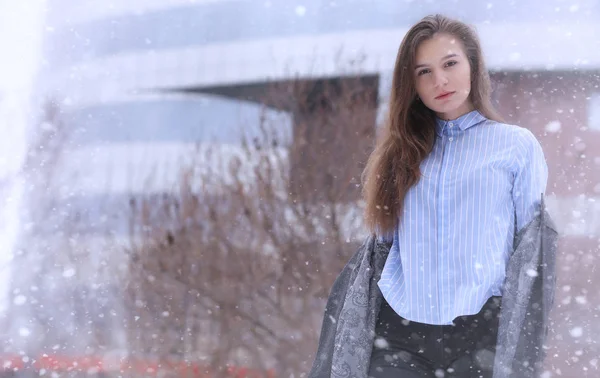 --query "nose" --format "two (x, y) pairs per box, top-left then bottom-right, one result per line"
(433, 70), (448, 88)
